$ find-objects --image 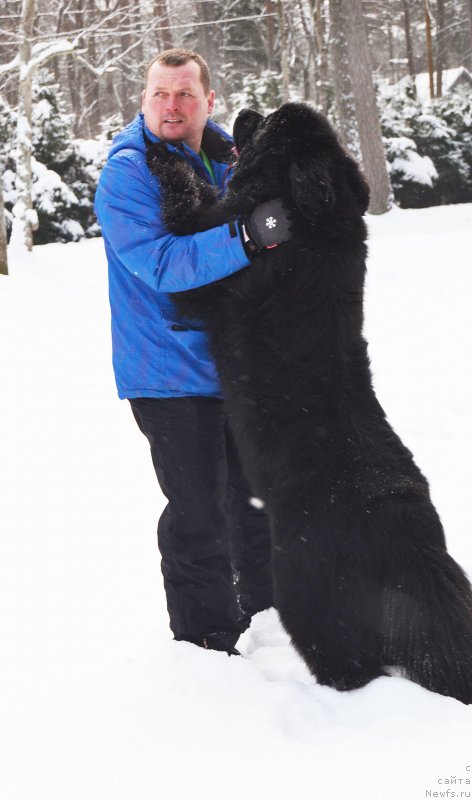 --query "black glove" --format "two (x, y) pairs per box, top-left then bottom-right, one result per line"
(241, 198), (293, 255)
